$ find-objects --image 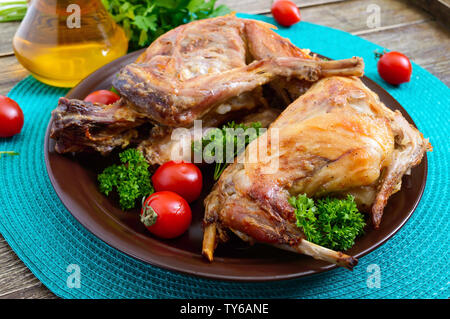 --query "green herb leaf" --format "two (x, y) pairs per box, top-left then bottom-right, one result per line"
(193, 121), (263, 180)
(289, 194), (366, 251)
(98, 148), (154, 210)
(0, 1), (27, 23)
(101, 0), (231, 51)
